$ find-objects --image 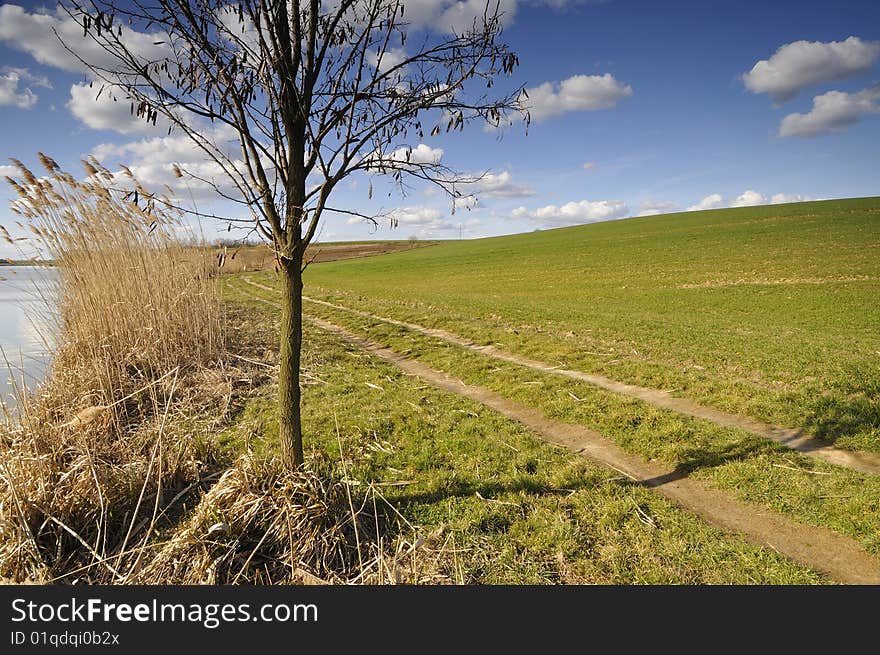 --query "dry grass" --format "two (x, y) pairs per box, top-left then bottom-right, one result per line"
(134, 453), (453, 585)
(0, 155), (444, 585)
(4, 154), (223, 400)
(0, 155), (225, 582)
(215, 242), (276, 273)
